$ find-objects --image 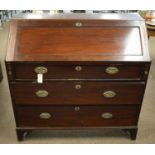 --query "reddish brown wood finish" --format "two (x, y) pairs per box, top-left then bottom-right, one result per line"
(17, 27), (142, 56)
(5, 13), (151, 140)
(13, 63), (143, 80)
(6, 13), (150, 62)
(11, 82), (145, 105)
(6, 20), (17, 62)
(15, 105), (140, 127)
